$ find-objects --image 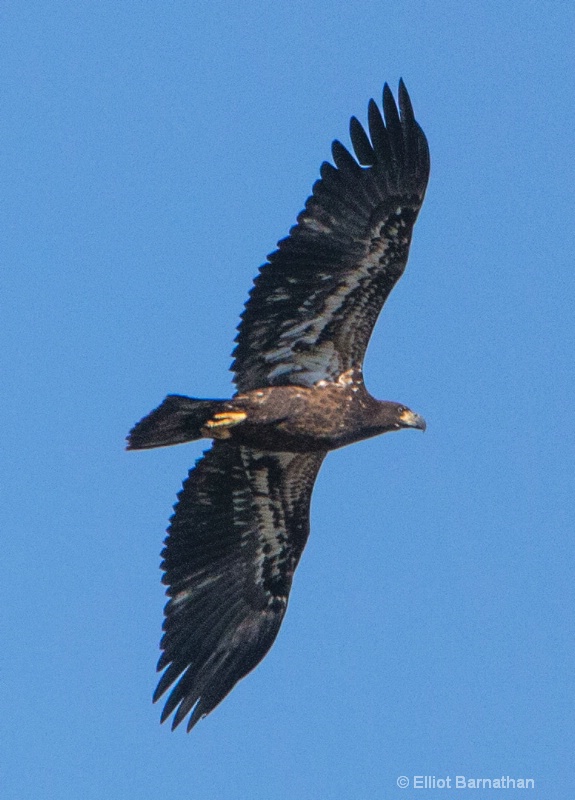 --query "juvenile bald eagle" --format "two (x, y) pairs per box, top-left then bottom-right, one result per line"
(128, 81), (430, 731)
